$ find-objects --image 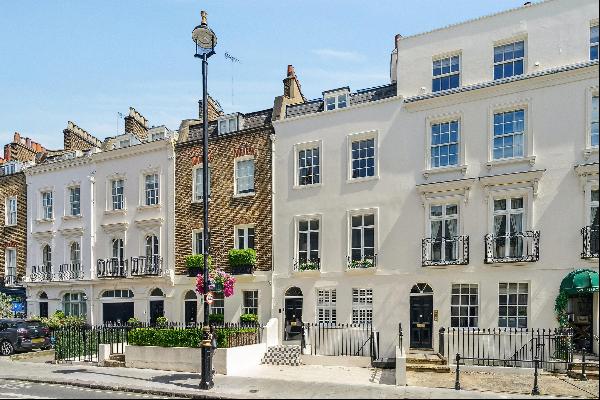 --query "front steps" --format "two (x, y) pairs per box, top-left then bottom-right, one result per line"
(102, 353), (125, 368)
(261, 345), (302, 366)
(406, 350), (450, 373)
